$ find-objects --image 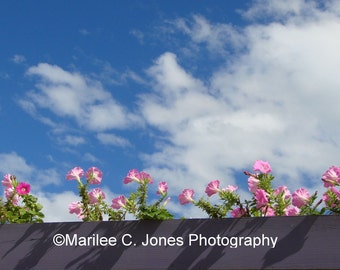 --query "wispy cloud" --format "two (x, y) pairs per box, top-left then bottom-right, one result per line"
(79, 28), (90, 36)
(36, 191), (80, 222)
(61, 135), (86, 146)
(130, 29), (144, 44)
(0, 152), (34, 180)
(174, 15), (245, 56)
(0, 152), (61, 188)
(240, 0), (324, 22)
(22, 63), (142, 131)
(11, 54), (26, 64)
(97, 133), (131, 148)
